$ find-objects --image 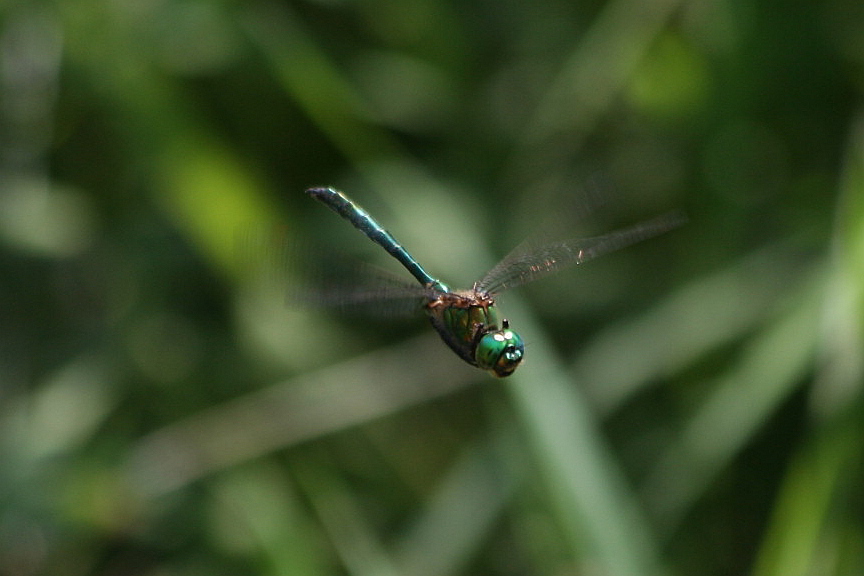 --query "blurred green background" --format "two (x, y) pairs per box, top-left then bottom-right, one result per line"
(2, 0), (863, 574)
